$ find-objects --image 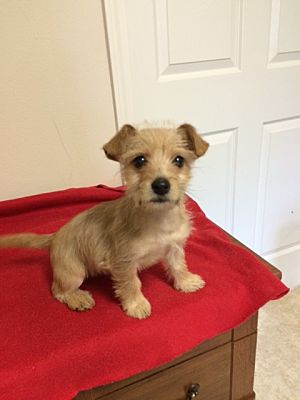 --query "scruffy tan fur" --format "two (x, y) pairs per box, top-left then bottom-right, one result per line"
(0, 123), (209, 319)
